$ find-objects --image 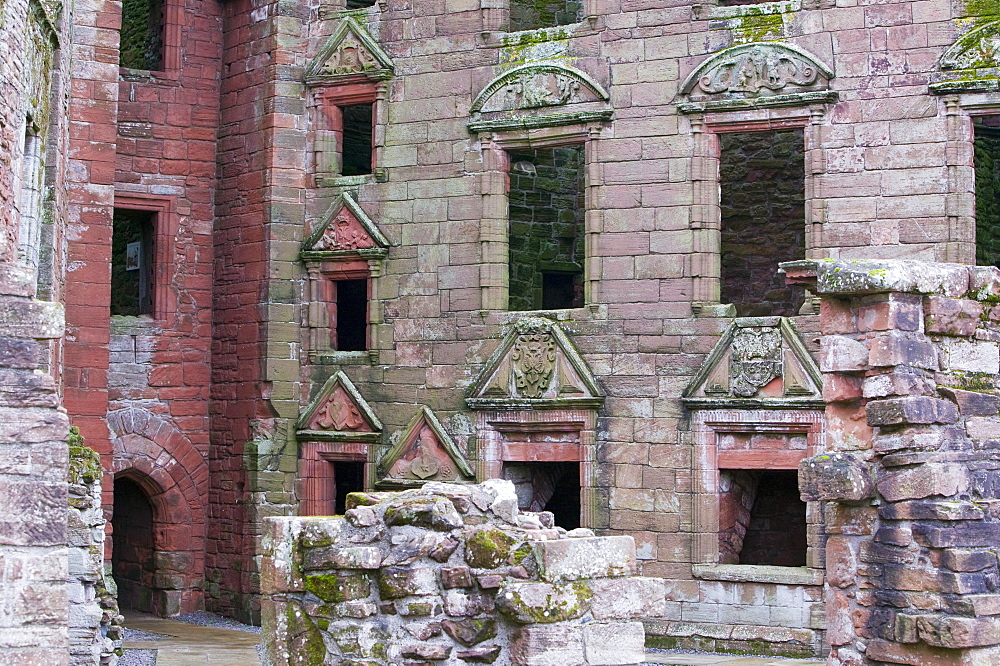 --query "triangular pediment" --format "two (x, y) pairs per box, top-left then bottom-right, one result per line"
(678, 43), (836, 114)
(466, 317), (604, 410)
(298, 371), (382, 441)
(377, 407), (474, 487)
(305, 16), (394, 85)
(301, 192), (390, 261)
(467, 64), (613, 133)
(683, 317), (823, 409)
